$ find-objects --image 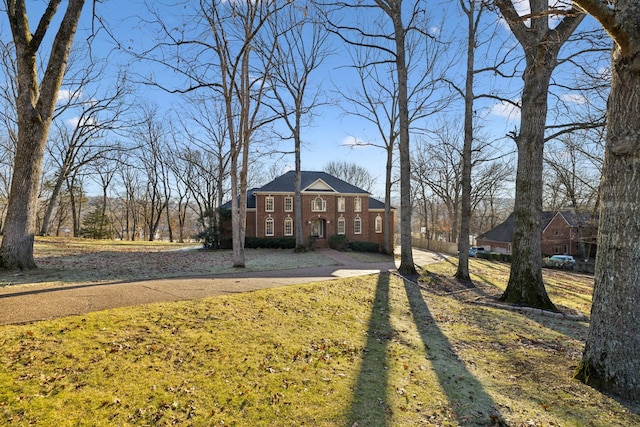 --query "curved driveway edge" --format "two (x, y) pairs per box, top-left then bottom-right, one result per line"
(0, 248), (448, 325)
